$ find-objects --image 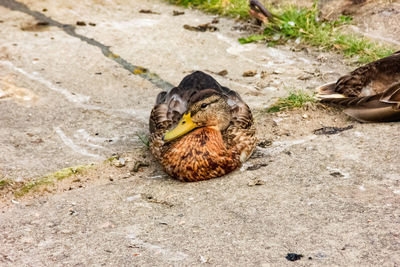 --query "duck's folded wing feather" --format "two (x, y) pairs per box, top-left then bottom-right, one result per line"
(319, 51), (400, 97)
(320, 84), (400, 122)
(380, 82), (400, 104)
(344, 104), (400, 122)
(149, 103), (171, 134)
